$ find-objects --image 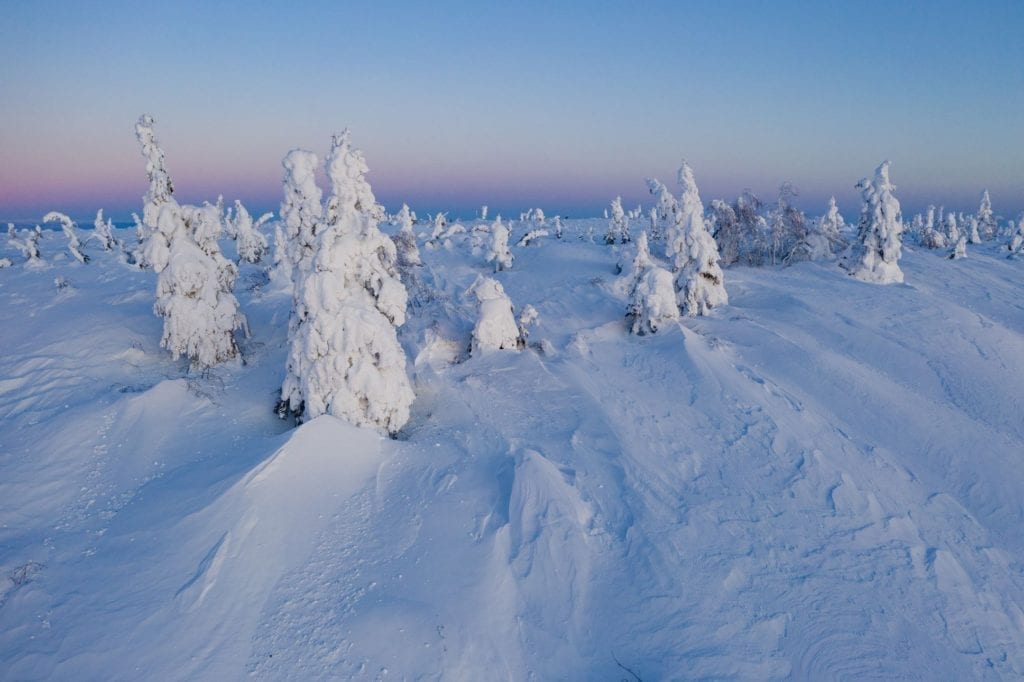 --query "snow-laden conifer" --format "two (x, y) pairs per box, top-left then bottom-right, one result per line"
(944, 212), (960, 244)
(1008, 219), (1024, 257)
(280, 149), (323, 281)
(228, 201), (271, 264)
(486, 217), (513, 271)
(279, 131), (413, 434)
(392, 203), (422, 268)
(949, 235), (967, 260)
(135, 115), (174, 235)
(623, 231), (679, 335)
(646, 177), (677, 222)
(919, 206), (946, 249)
(43, 212), (89, 264)
(978, 190), (997, 240)
(846, 161), (904, 284)
(967, 216), (982, 245)
(605, 196), (629, 244)
(93, 210), (119, 252)
(667, 161), (728, 316)
(553, 216), (563, 239)
(469, 276), (521, 354)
